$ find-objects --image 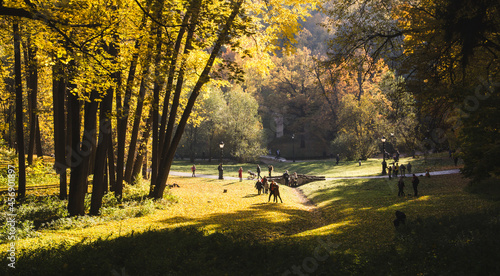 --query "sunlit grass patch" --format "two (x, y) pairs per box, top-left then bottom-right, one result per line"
(296, 173), (499, 253)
